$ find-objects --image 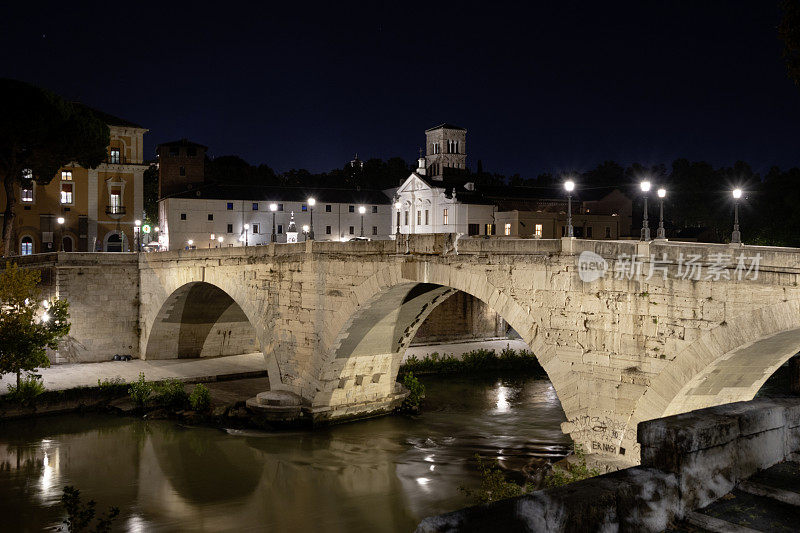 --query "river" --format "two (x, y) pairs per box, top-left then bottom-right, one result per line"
(0, 374), (569, 532)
